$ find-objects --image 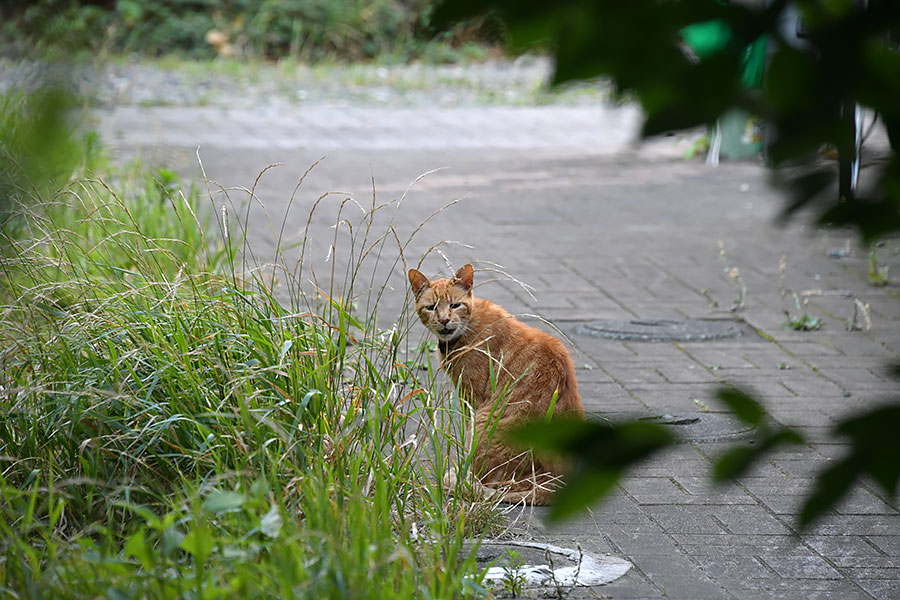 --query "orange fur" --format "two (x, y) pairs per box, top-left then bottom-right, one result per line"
(408, 264), (584, 505)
